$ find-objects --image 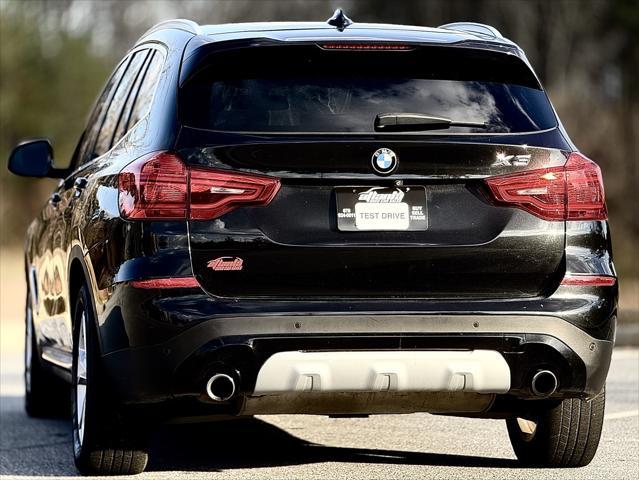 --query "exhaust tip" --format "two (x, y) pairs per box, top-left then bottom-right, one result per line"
(531, 370), (558, 397)
(206, 373), (236, 402)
